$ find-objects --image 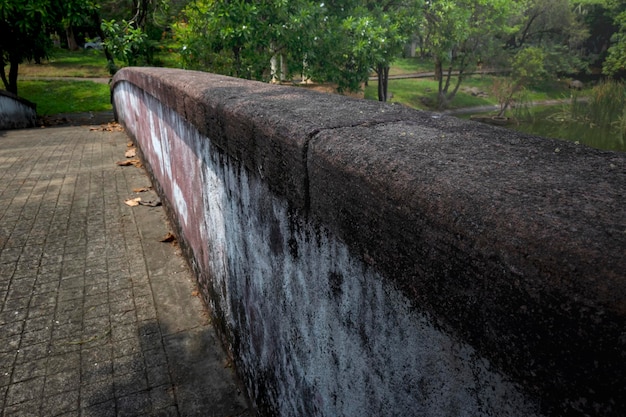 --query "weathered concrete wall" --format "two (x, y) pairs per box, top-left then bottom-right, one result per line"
(0, 90), (37, 130)
(111, 67), (626, 417)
